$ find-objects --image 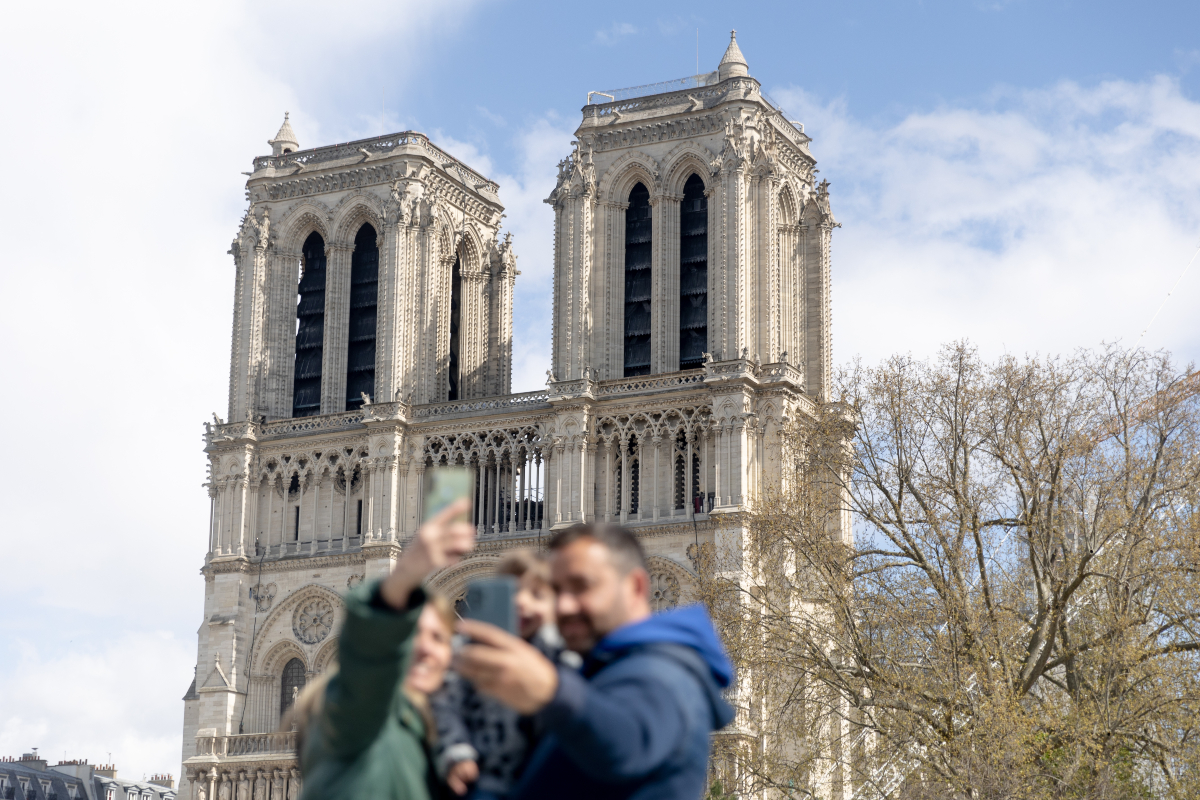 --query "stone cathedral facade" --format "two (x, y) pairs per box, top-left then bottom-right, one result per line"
(181, 33), (839, 800)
